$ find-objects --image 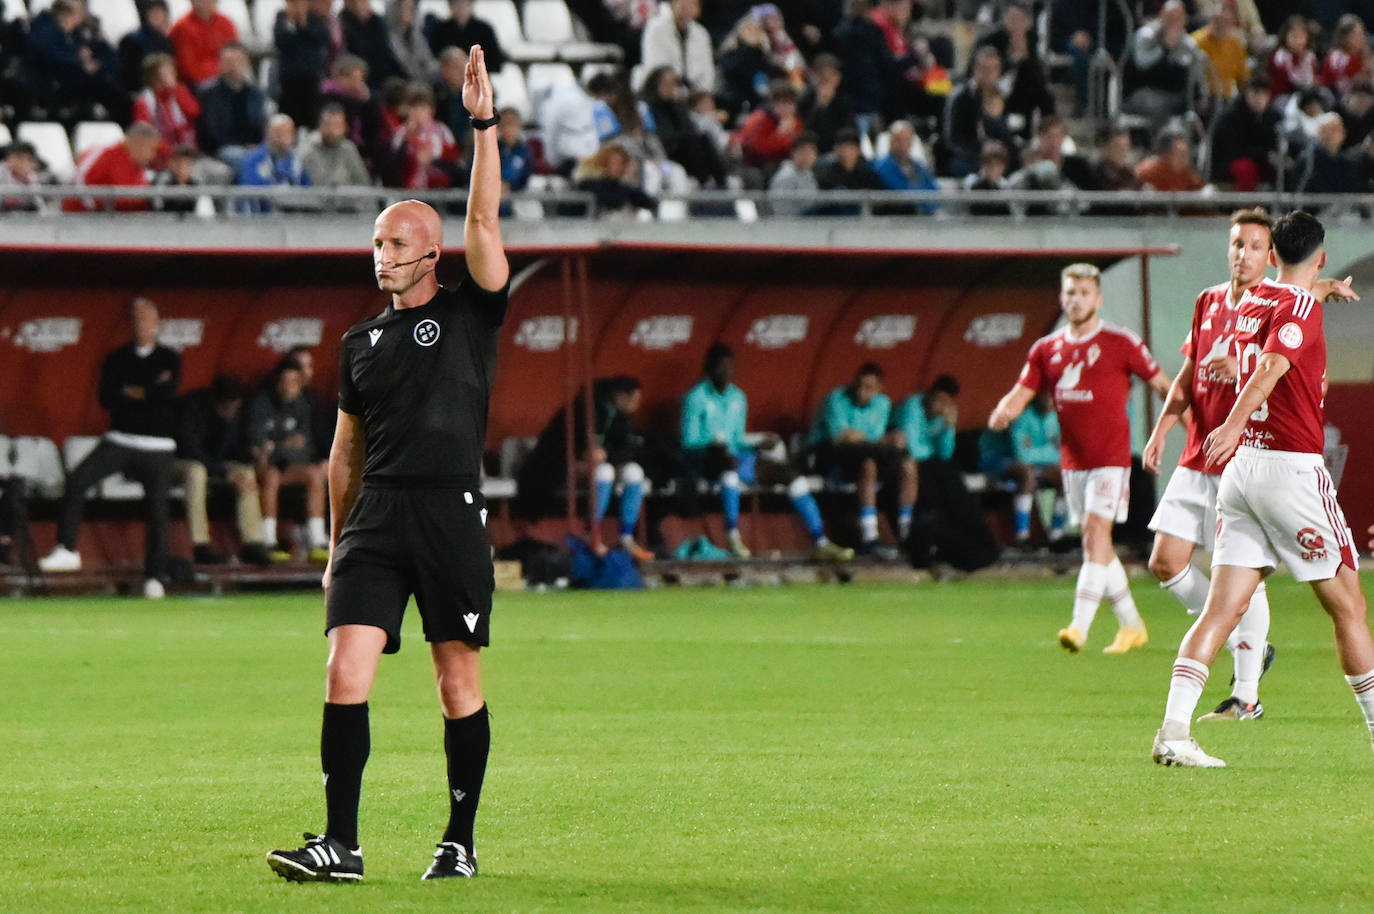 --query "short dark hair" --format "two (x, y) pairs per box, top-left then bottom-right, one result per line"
(834, 127), (861, 148)
(929, 374), (960, 397)
(318, 101), (347, 123)
(169, 143), (198, 159)
(209, 375), (245, 404)
(1243, 74), (1271, 94)
(792, 131), (819, 154)
(1270, 210), (1324, 267)
(768, 79), (798, 104)
(5, 141), (36, 158)
(857, 362), (883, 380)
(586, 73), (619, 96)
(703, 343), (734, 374)
(1154, 127), (1188, 155)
